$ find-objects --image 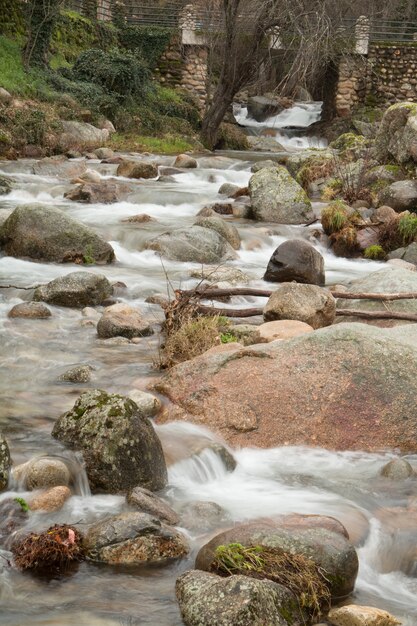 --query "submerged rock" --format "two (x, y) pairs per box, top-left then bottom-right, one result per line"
(156, 323), (417, 451)
(0, 433), (11, 491)
(85, 512), (188, 564)
(13, 458), (71, 490)
(264, 239), (325, 285)
(176, 570), (300, 626)
(264, 283), (336, 329)
(179, 501), (229, 532)
(52, 389), (167, 493)
(97, 303), (154, 339)
(146, 226), (236, 264)
(0, 205), (115, 264)
(0, 498), (28, 542)
(380, 458), (415, 480)
(127, 486), (179, 525)
(249, 166), (313, 224)
(8, 302), (51, 319)
(59, 364), (93, 383)
(328, 604), (401, 626)
(34, 272), (113, 308)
